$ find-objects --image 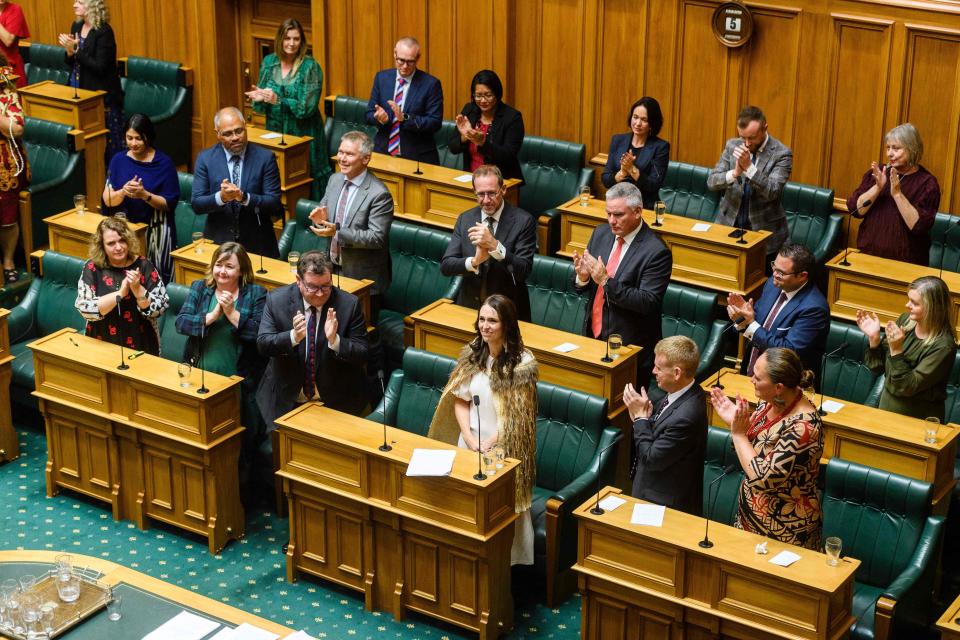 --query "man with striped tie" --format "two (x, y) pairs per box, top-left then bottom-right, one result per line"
(366, 37), (443, 165)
